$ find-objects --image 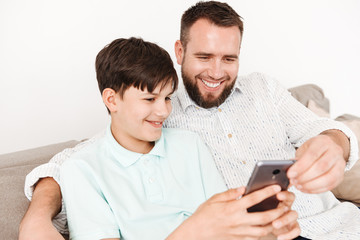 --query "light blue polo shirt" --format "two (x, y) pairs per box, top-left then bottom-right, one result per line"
(60, 126), (227, 240)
